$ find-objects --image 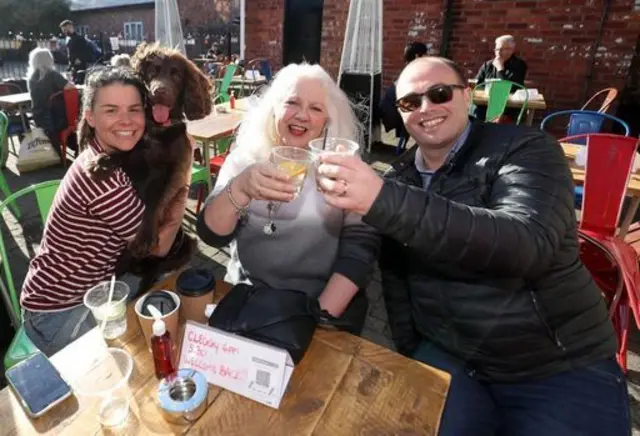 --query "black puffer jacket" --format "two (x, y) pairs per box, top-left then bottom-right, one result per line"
(364, 120), (617, 382)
